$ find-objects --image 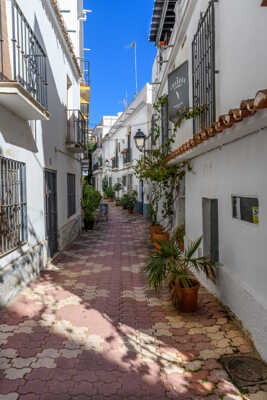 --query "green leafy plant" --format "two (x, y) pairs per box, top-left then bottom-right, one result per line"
(82, 184), (102, 228)
(126, 190), (137, 211)
(104, 186), (115, 199)
(145, 237), (215, 291)
(134, 96), (207, 229)
(121, 193), (129, 209)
